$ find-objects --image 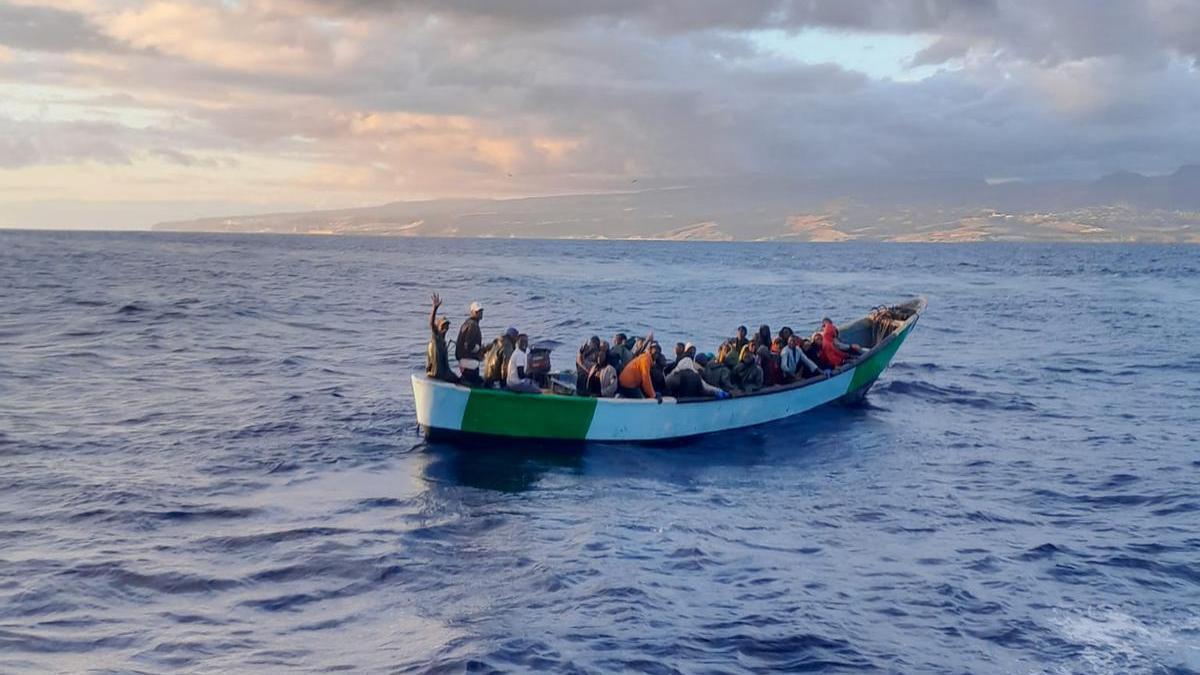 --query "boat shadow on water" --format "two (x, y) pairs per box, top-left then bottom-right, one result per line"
(417, 401), (887, 493)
